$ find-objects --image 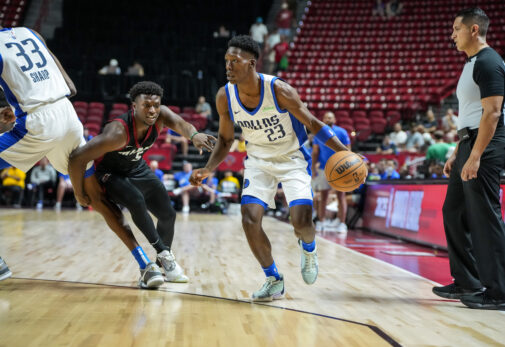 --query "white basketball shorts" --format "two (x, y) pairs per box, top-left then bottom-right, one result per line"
(0, 97), (94, 176)
(241, 152), (313, 209)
